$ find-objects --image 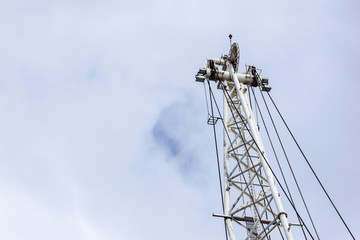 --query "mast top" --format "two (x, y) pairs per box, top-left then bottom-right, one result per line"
(194, 41), (271, 92)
